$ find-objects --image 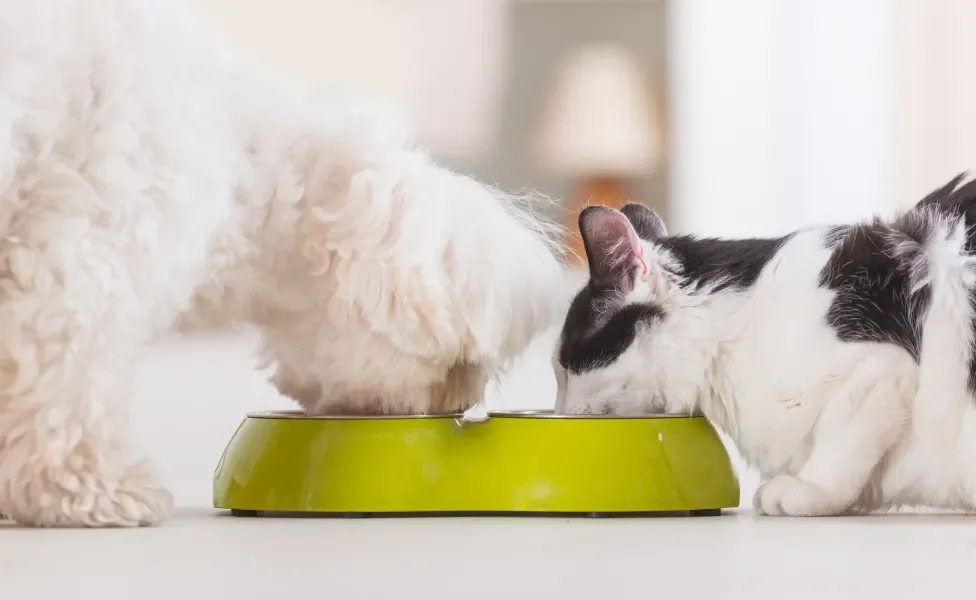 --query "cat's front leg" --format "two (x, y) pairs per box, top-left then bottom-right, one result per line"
(754, 357), (915, 517)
